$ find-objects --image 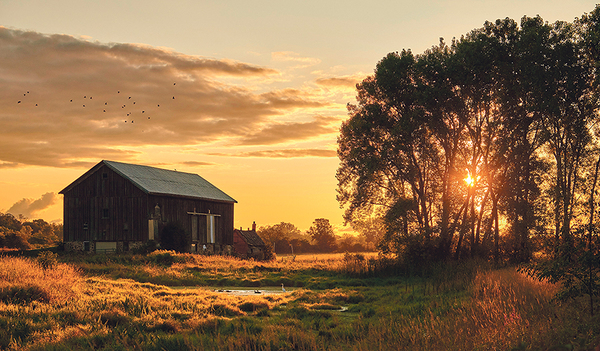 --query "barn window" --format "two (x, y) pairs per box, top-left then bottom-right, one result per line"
(102, 172), (108, 179)
(102, 208), (109, 219)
